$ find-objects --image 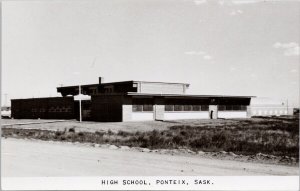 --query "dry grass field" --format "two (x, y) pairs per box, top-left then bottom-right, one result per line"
(2, 116), (299, 161)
